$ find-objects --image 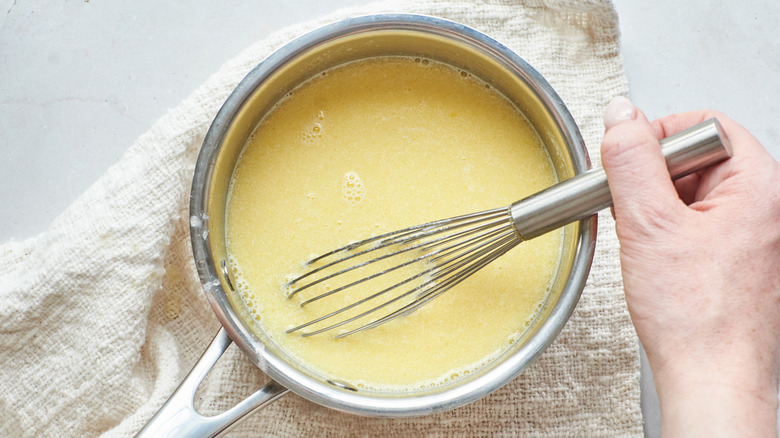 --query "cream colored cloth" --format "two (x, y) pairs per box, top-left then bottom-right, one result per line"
(0, 0), (640, 436)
